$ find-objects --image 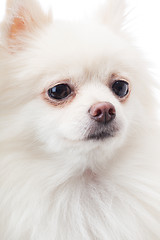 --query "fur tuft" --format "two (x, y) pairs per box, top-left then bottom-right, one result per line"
(97, 0), (127, 31)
